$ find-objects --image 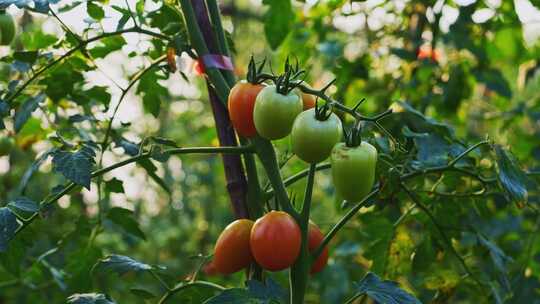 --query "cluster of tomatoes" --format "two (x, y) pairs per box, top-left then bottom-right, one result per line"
(209, 212), (328, 275)
(209, 60), (379, 276)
